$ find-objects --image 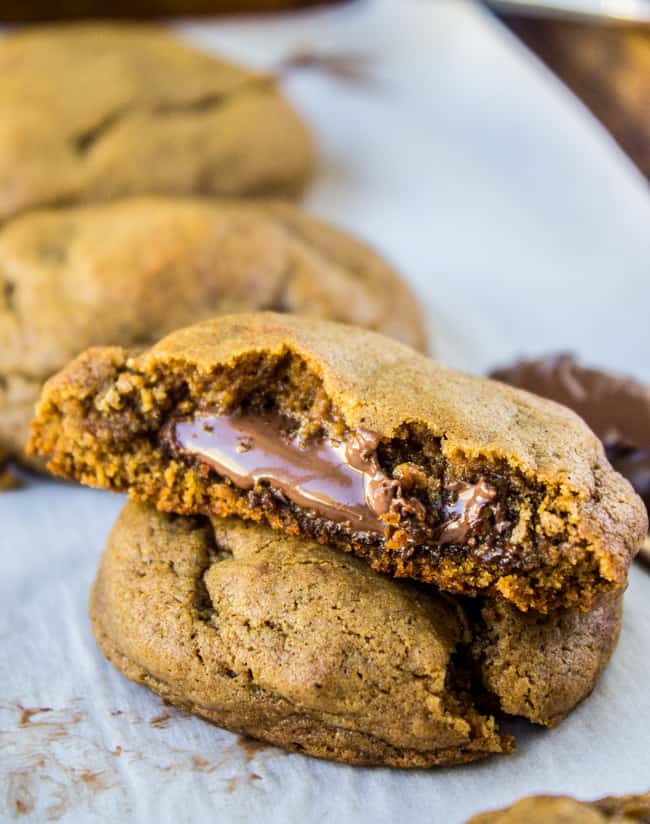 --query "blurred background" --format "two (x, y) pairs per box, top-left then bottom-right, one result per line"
(3, 0), (649, 380)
